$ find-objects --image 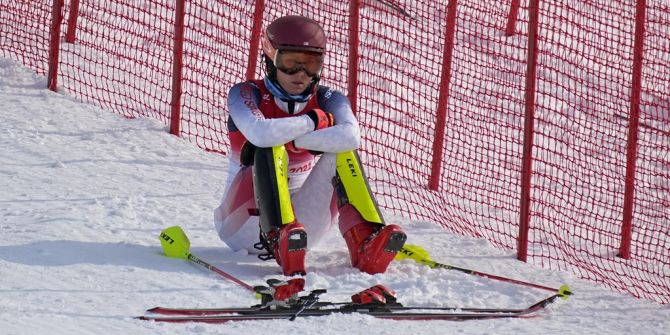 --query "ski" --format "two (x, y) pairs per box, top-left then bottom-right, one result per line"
(146, 302), (527, 316)
(138, 310), (527, 323)
(138, 293), (561, 323)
